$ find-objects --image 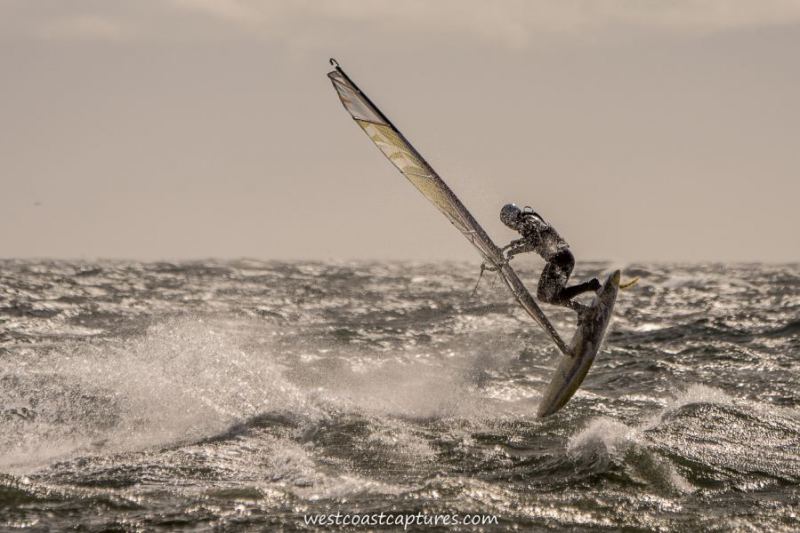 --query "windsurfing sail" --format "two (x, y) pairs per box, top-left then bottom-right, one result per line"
(327, 59), (570, 355)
